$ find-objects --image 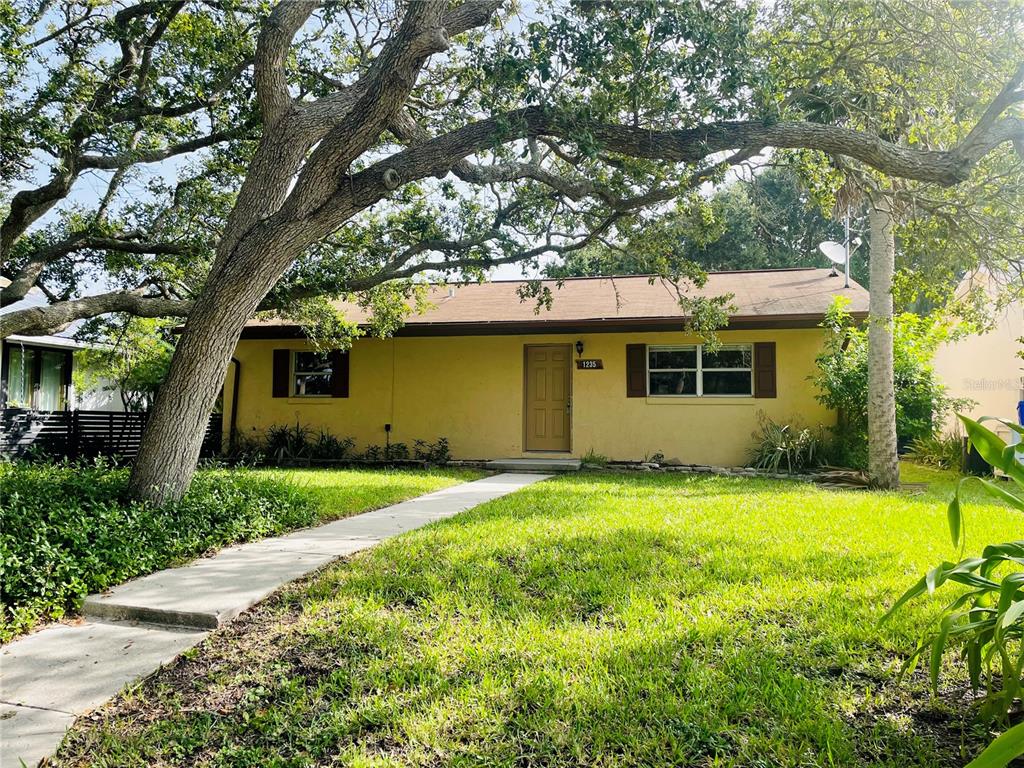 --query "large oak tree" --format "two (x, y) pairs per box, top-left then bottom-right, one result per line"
(2, 0), (1022, 501)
